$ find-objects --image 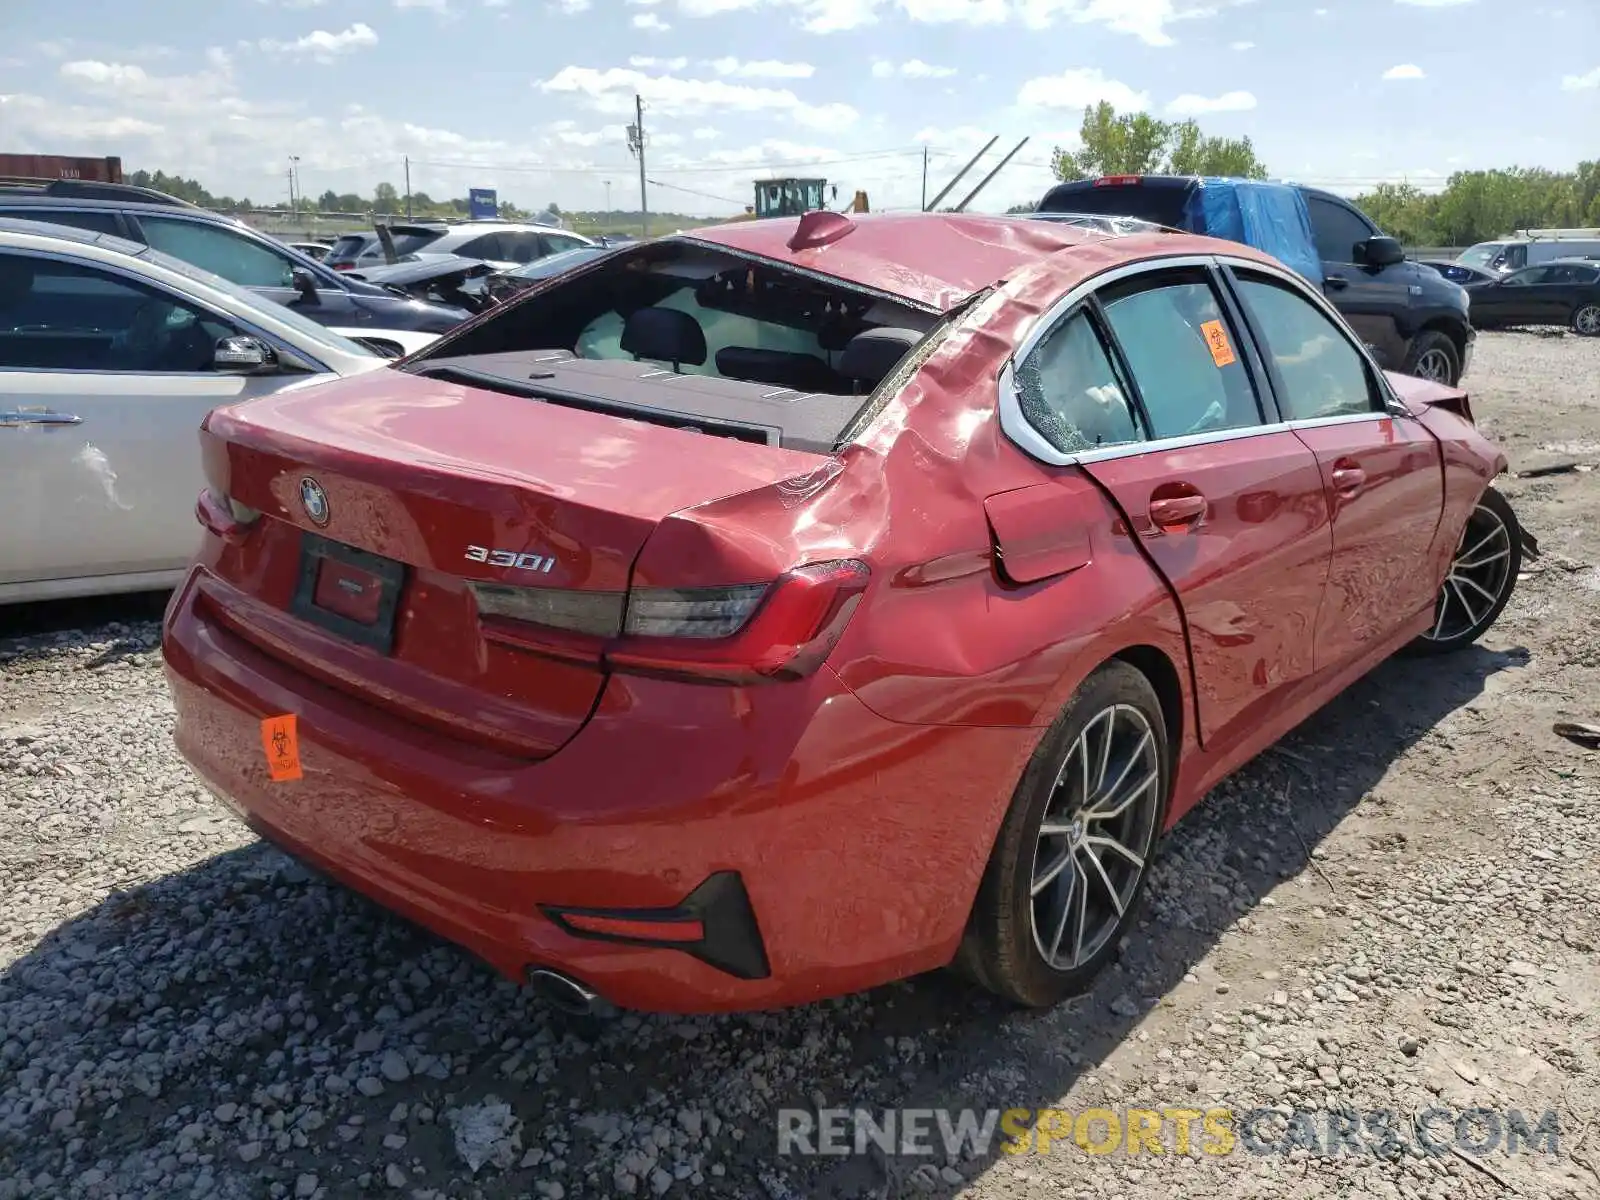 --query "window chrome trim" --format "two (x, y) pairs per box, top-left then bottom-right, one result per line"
(998, 252), (1411, 468)
(0, 243), (335, 375)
